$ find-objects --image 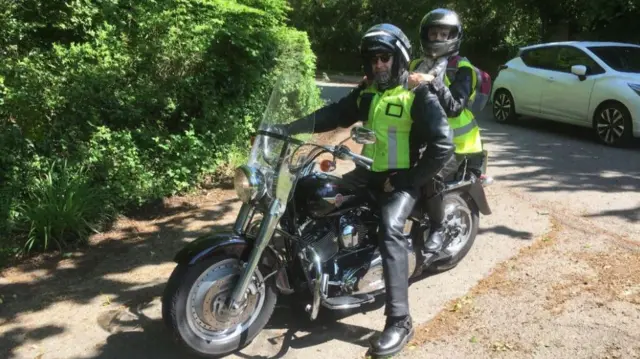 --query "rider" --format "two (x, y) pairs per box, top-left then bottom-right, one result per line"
(408, 8), (486, 178)
(285, 24), (456, 357)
